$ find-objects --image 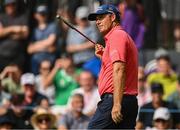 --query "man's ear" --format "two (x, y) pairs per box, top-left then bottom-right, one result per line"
(111, 13), (116, 22)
